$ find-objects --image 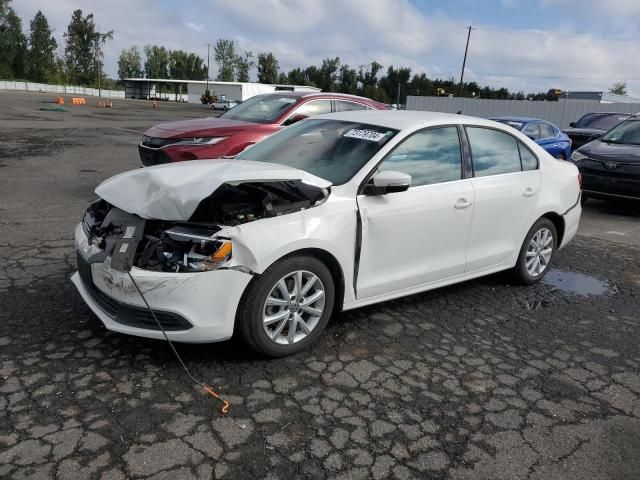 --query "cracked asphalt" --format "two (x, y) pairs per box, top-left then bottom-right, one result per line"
(1, 91), (640, 480)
